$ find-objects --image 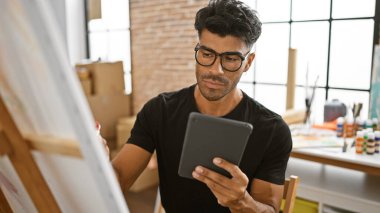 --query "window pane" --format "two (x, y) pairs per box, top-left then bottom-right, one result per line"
(256, 0), (291, 22)
(329, 20), (373, 89)
(89, 31), (131, 71)
(294, 87), (326, 124)
(238, 82), (254, 98)
(292, 0), (330, 21)
(328, 89), (370, 120)
(333, 0), (375, 19)
(291, 22), (329, 87)
(108, 31), (131, 72)
(88, 19), (106, 32)
(102, 0), (130, 29)
(124, 72), (132, 94)
(89, 31), (108, 61)
(255, 23), (290, 84)
(255, 84), (287, 115)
